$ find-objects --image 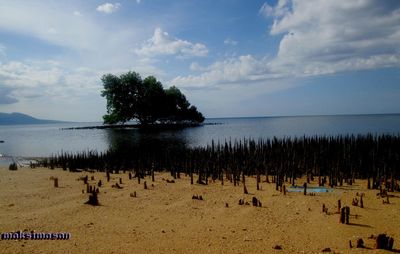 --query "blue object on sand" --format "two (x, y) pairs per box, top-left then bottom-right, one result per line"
(287, 185), (333, 193)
